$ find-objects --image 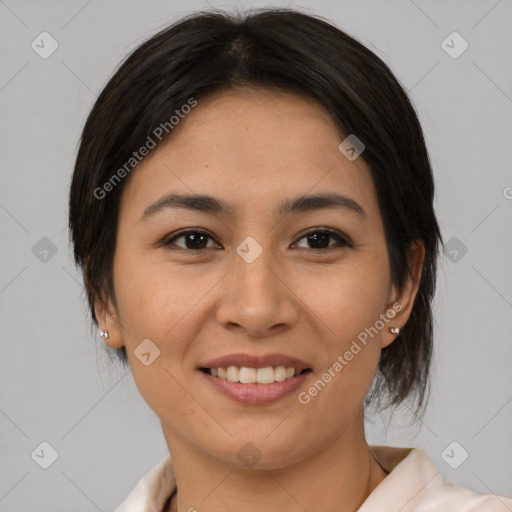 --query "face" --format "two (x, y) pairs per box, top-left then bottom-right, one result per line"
(98, 87), (423, 469)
